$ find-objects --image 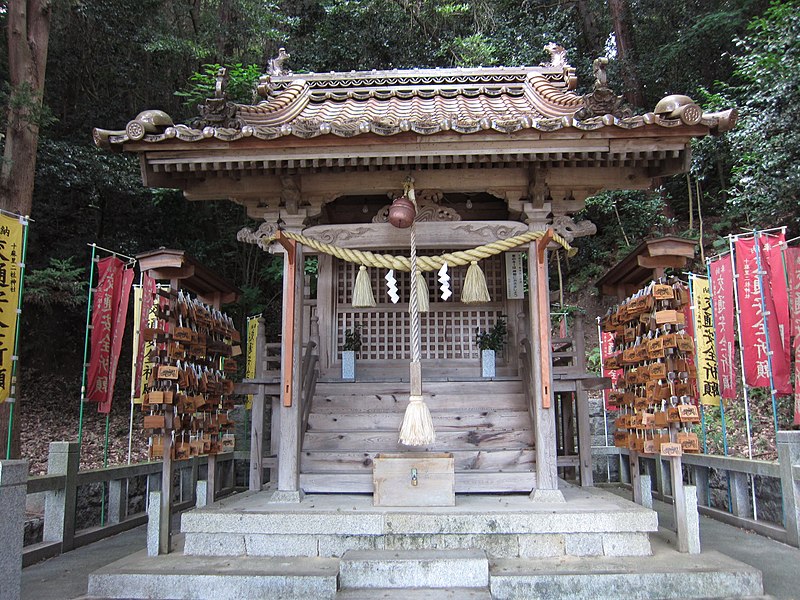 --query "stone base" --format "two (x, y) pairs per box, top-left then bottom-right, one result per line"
(267, 489), (304, 504)
(86, 535), (763, 600)
(181, 486), (655, 560)
(529, 488), (566, 503)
